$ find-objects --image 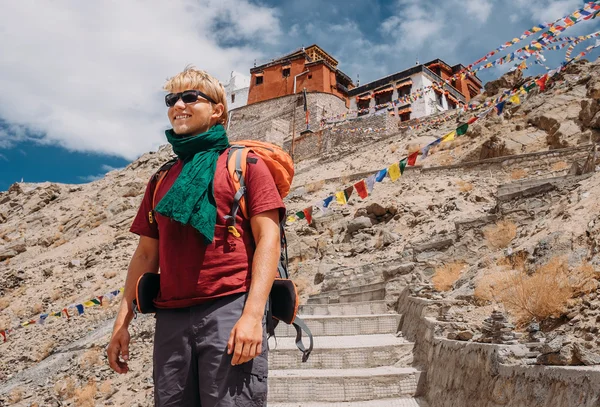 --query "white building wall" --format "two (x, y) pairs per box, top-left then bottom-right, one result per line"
(224, 71), (250, 110)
